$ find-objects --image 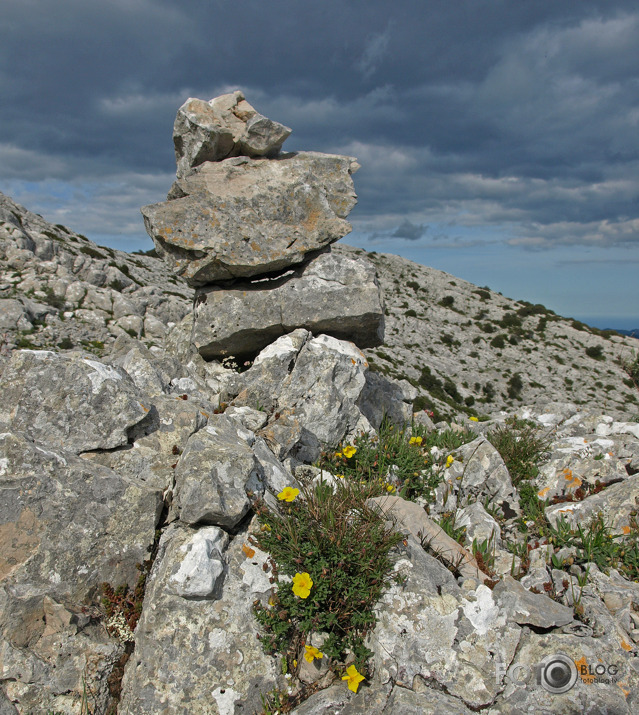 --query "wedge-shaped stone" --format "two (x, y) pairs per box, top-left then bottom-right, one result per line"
(173, 91), (292, 178)
(0, 350), (151, 454)
(192, 250), (384, 360)
(142, 152), (359, 285)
